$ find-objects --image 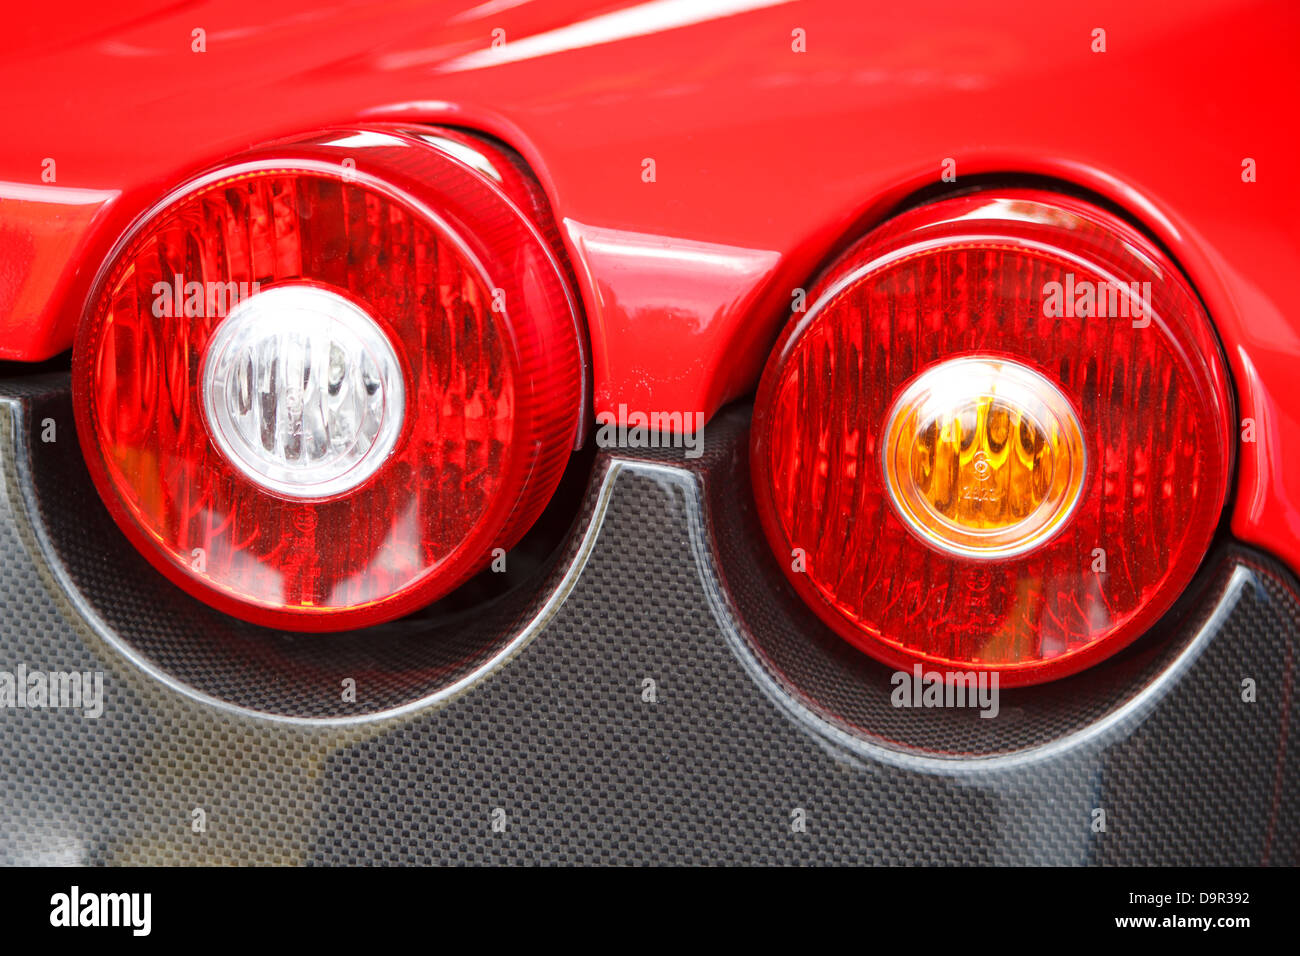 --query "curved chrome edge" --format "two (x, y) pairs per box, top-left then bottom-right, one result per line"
(666, 451), (1251, 777)
(5, 393), (621, 729)
(4, 400), (1250, 764)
